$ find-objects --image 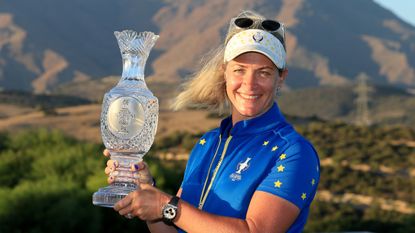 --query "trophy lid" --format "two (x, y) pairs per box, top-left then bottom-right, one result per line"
(114, 30), (159, 56)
